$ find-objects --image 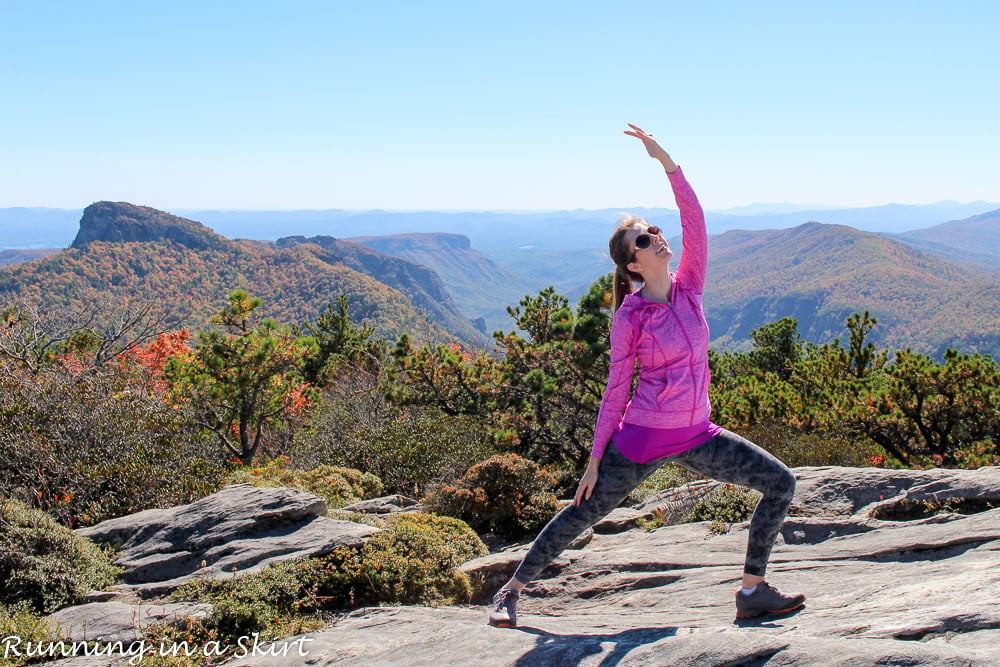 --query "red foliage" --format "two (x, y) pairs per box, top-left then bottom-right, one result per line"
(121, 329), (191, 394)
(286, 383), (314, 417)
